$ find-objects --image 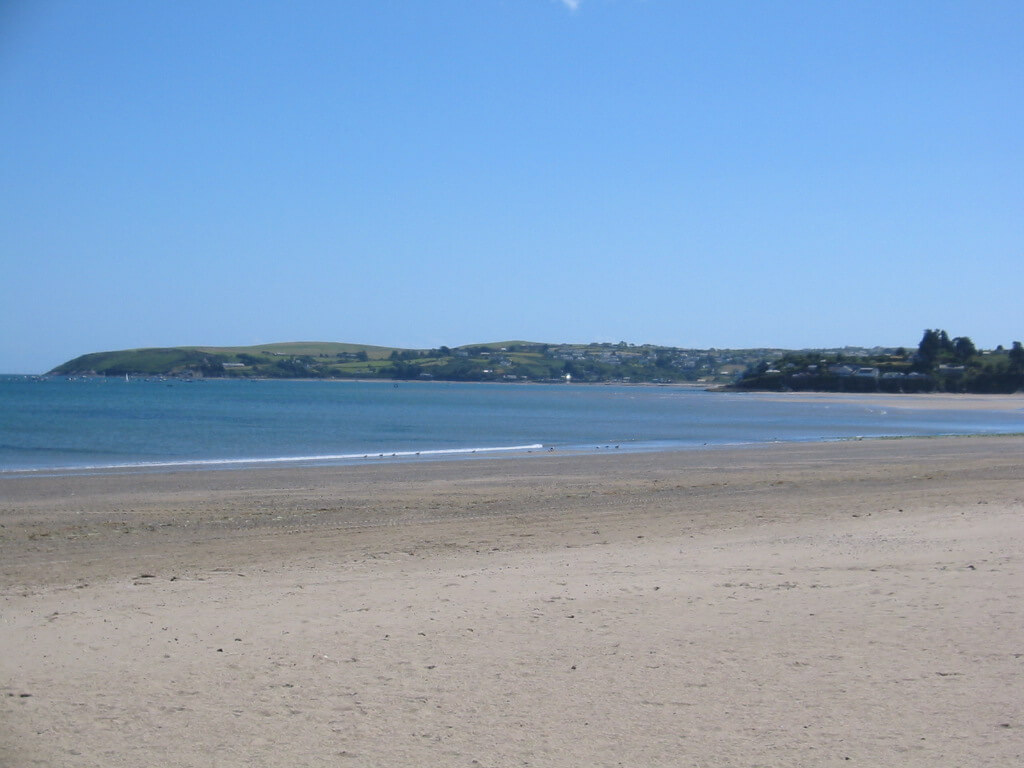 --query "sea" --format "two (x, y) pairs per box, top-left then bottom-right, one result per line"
(1, 375), (1021, 476)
